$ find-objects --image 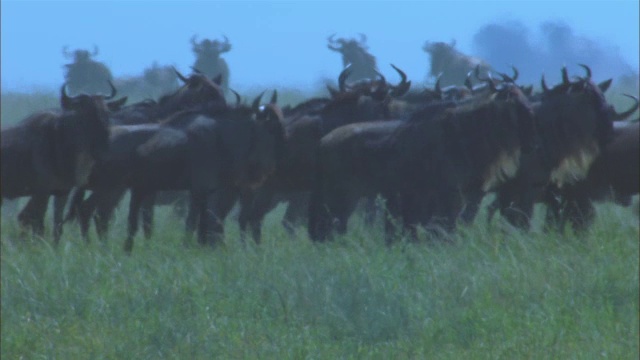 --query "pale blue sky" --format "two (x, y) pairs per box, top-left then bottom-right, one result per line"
(2, 0), (638, 92)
